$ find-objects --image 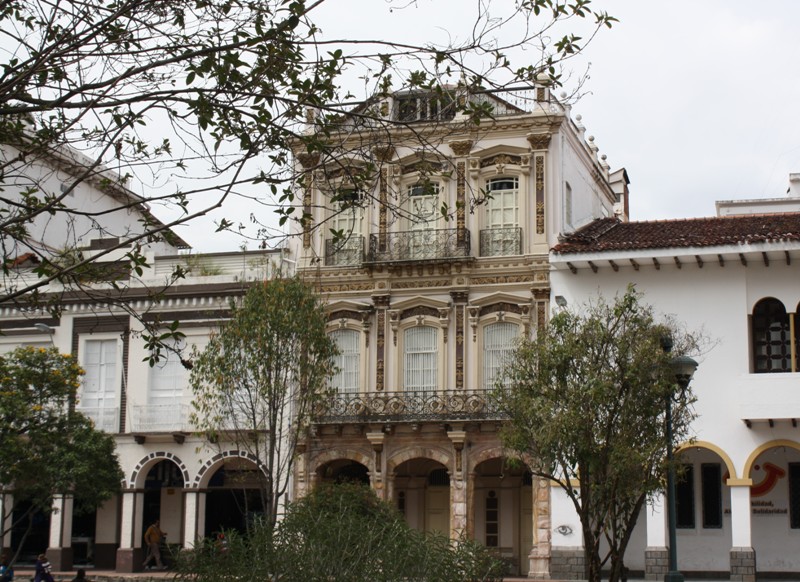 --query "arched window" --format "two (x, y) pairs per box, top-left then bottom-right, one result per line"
(481, 177), (520, 256)
(329, 329), (360, 393)
(752, 298), (791, 373)
(404, 326), (437, 393)
(483, 322), (519, 389)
